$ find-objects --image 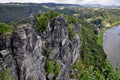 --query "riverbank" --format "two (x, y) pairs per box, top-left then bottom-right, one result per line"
(103, 25), (120, 68)
(103, 21), (120, 30)
(97, 21), (120, 46)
